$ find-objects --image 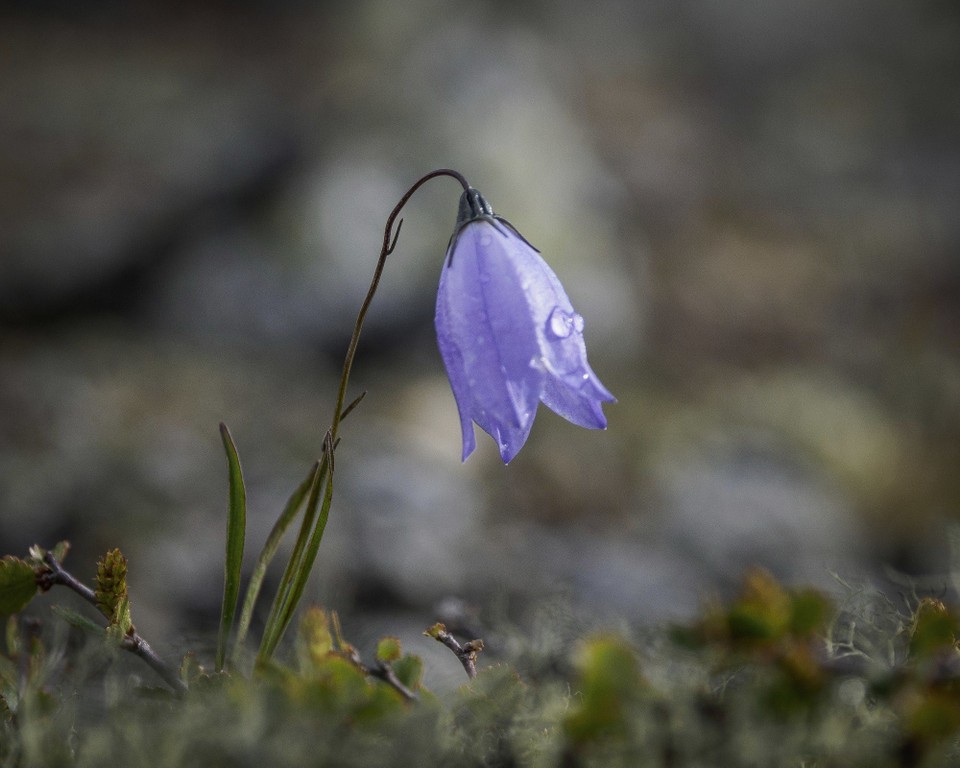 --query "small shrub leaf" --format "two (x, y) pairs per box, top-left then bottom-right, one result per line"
(0, 557), (37, 615)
